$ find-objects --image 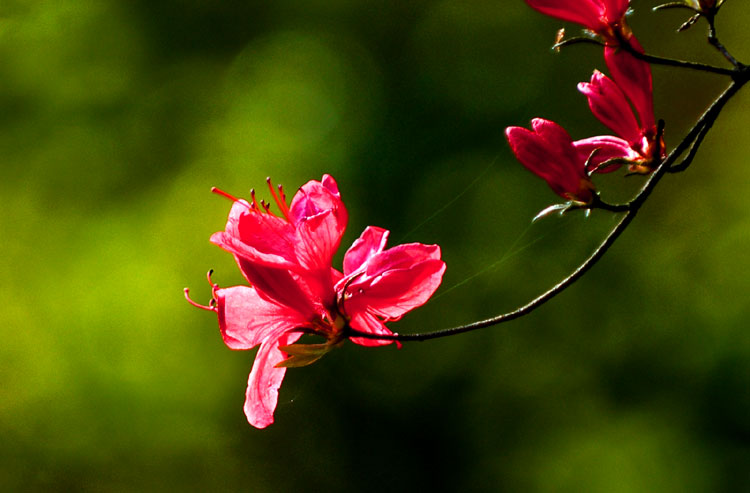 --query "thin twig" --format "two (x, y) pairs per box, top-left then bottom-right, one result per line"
(347, 79), (745, 343)
(706, 15), (743, 68)
(614, 31), (735, 76)
(668, 121), (710, 173)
